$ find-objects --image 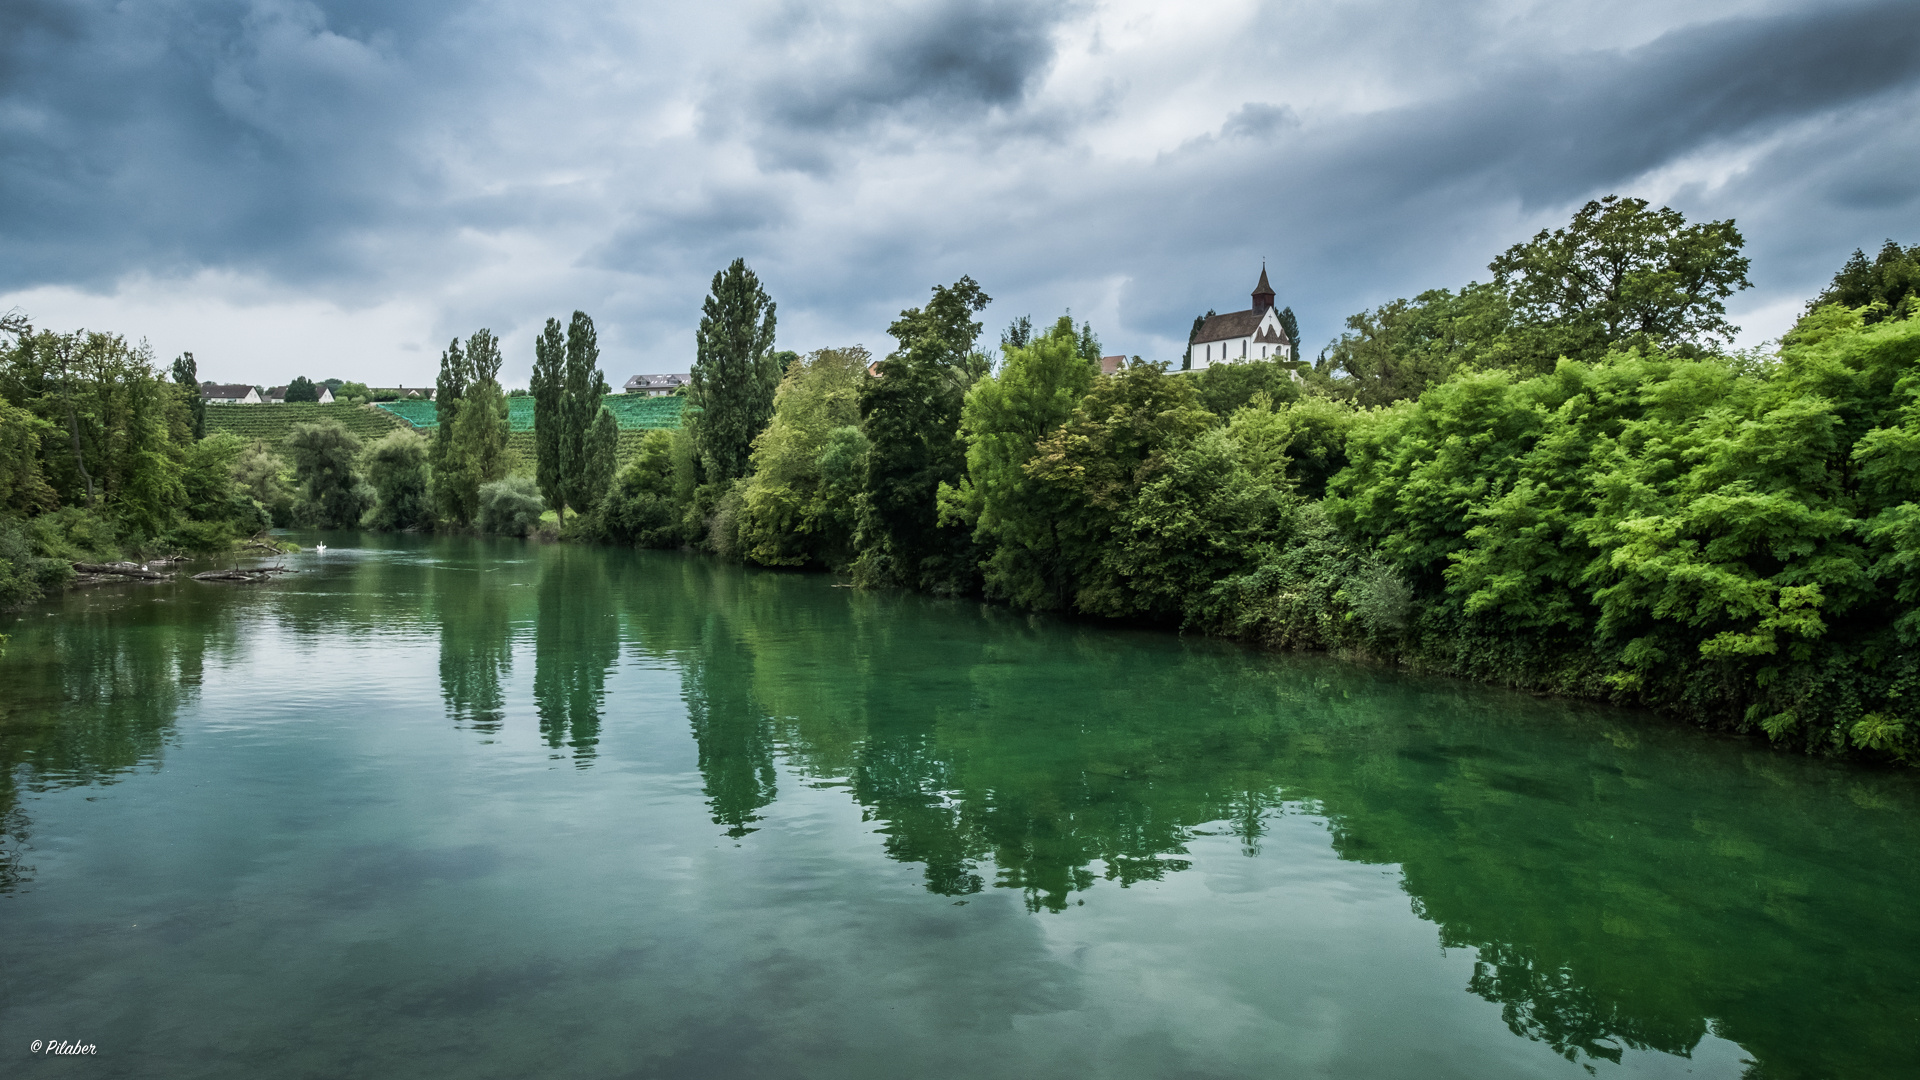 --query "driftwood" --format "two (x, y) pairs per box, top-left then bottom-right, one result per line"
(72, 561), (169, 580)
(192, 565), (294, 583)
